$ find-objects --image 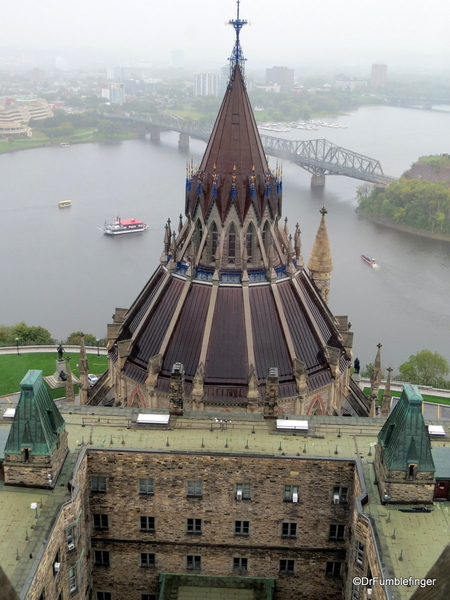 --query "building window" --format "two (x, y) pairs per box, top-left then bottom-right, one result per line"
(279, 559), (295, 574)
(228, 223), (236, 263)
(326, 561), (342, 578)
(94, 550), (110, 566)
(141, 553), (155, 568)
(281, 522), (297, 538)
(246, 224), (254, 262)
(233, 557), (248, 573)
(97, 594), (112, 600)
(140, 516), (155, 532)
(187, 481), (202, 497)
(91, 476), (107, 492)
(329, 524), (345, 541)
(53, 552), (60, 577)
(211, 222), (219, 261)
(68, 566), (77, 593)
(139, 478), (154, 494)
(236, 483), (251, 500)
(234, 520), (249, 536)
(38, 592), (45, 600)
(332, 486), (348, 504)
(66, 526), (75, 550)
(351, 583), (360, 600)
(187, 518), (202, 534)
(186, 555), (201, 571)
(93, 514), (109, 530)
(142, 596), (156, 600)
(356, 542), (365, 567)
(283, 485), (299, 502)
